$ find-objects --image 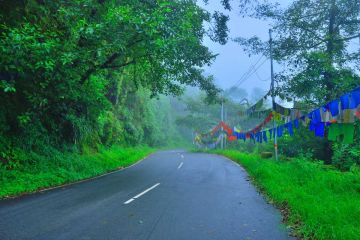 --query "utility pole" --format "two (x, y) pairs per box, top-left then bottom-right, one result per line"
(221, 99), (224, 149)
(224, 107), (227, 149)
(269, 29), (278, 161)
